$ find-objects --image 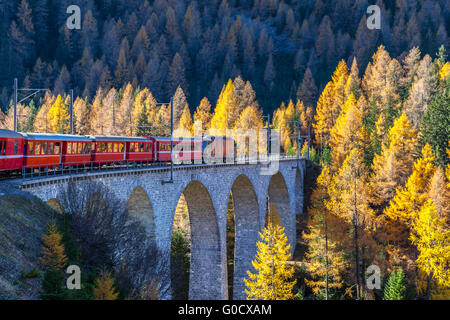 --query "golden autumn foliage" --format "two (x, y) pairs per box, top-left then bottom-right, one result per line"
(303, 166), (348, 298)
(193, 97), (213, 134)
(40, 221), (67, 269)
(48, 95), (70, 133)
(210, 79), (239, 135)
(177, 104), (194, 136)
(384, 144), (436, 228)
(329, 93), (364, 168)
(370, 113), (418, 209)
(410, 199), (450, 298)
(93, 270), (119, 300)
(440, 62), (450, 80)
(244, 205), (296, 300)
